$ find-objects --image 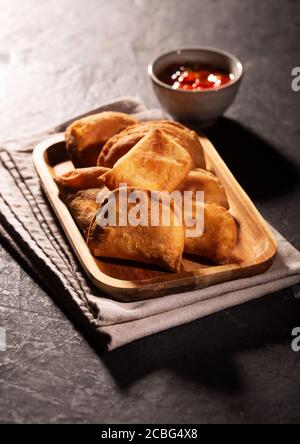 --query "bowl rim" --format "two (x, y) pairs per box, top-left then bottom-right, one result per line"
(148, 46), (244, 94)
